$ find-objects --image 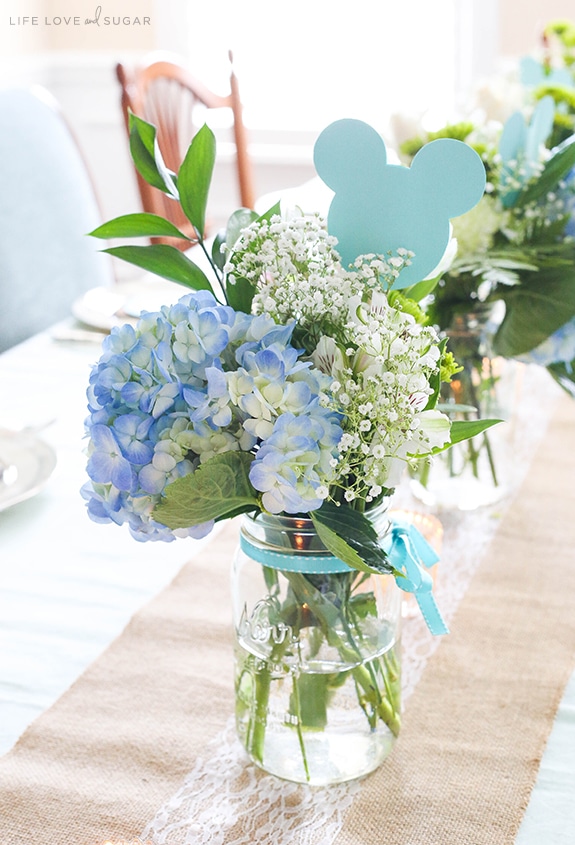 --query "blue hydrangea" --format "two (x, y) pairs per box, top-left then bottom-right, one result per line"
(83, 291), (342, 542)
(249, 407), (343, 514)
